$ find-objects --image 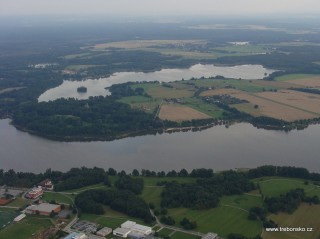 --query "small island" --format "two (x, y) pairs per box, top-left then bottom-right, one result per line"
(77, 86), (87, 93)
